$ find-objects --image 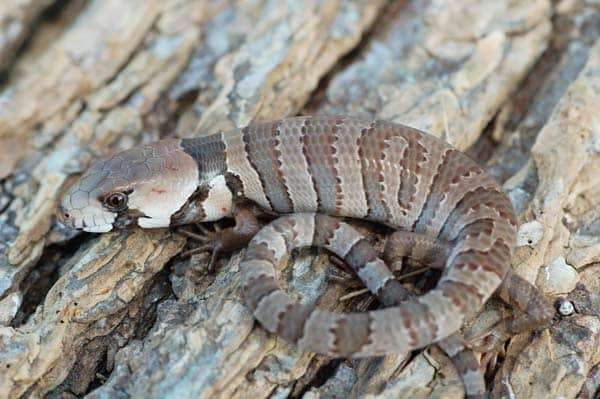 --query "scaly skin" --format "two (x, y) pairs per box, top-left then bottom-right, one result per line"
(59, 116), (552, 398)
